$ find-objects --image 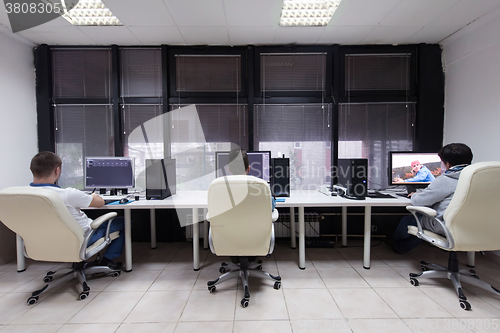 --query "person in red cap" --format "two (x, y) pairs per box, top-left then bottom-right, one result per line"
(394, 160), (435, 183)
